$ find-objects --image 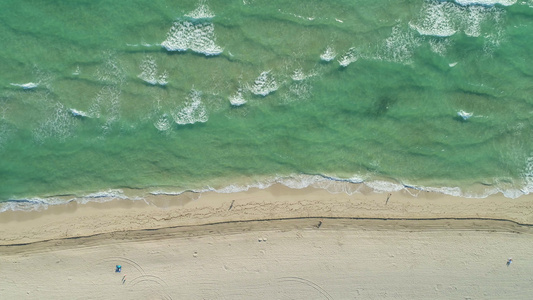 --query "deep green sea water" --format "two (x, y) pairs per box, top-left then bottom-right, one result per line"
(1, 0), (533, 209)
